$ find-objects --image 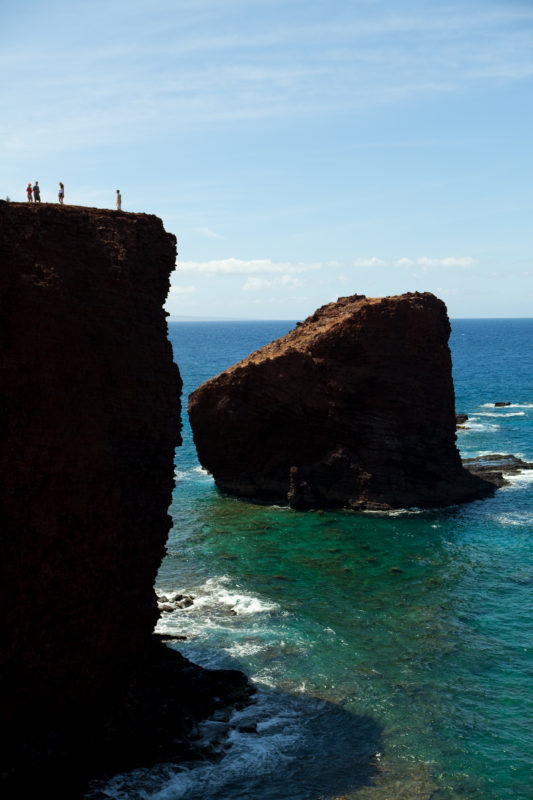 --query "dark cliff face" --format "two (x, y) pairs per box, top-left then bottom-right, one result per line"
(189, 292), (494, 510)
(0, 203), (182, 774)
